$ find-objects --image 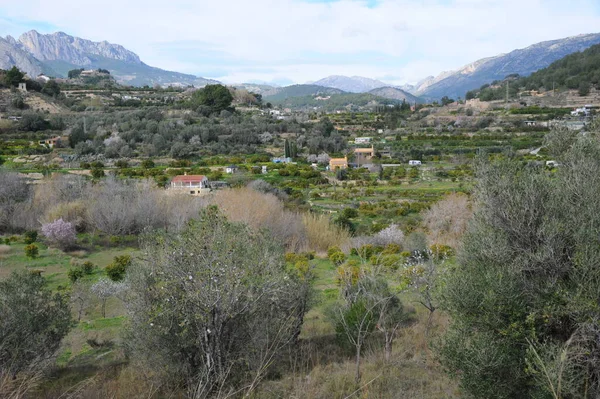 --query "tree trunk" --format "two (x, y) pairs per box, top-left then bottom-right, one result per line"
(384, 333), (393, 362)
(101, 299), (106, 318)
(355, 343), (362, 384)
